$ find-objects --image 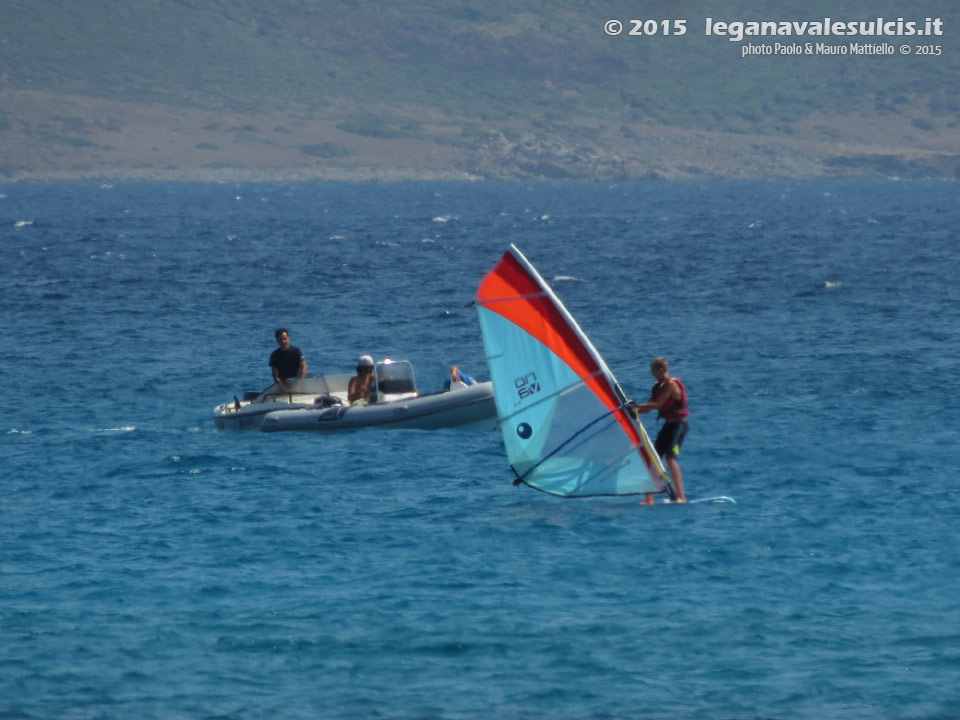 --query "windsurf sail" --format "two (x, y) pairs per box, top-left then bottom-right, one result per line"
(475, 245), (672, 498)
